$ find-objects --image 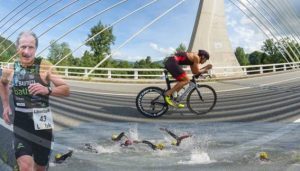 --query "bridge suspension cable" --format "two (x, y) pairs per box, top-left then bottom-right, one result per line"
(1, 0), (298, 68)
(280, 0), (300, 28)
(0, 0), (49, 38)
(0, 0), (63, 51)
(36, 0), (127, 57)
(5, 0), (80, 62)
(0, 0), (39, 31)
(54, 0), (159, 66)
(0, 0), (30, 25)
(261, 0), (300, 46)
(249, 0), (300, 61)
(85, 0), (186, 77)
(228, 0), (290, 64)
(230, 0), (295, 64)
